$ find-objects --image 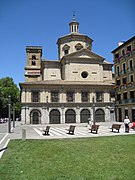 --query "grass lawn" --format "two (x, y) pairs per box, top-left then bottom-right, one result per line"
(0, 135), (135, 180)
